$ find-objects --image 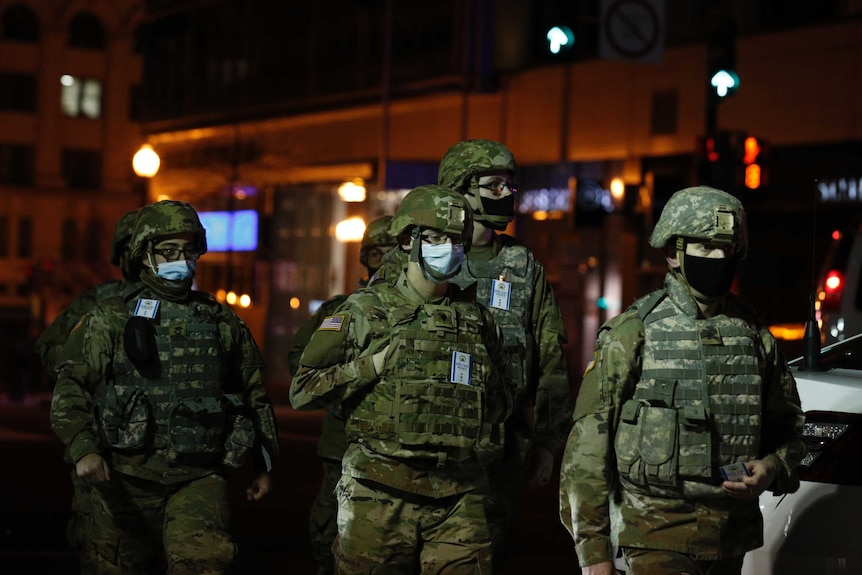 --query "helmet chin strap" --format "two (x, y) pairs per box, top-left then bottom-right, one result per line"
(408, 227), (422, 263)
